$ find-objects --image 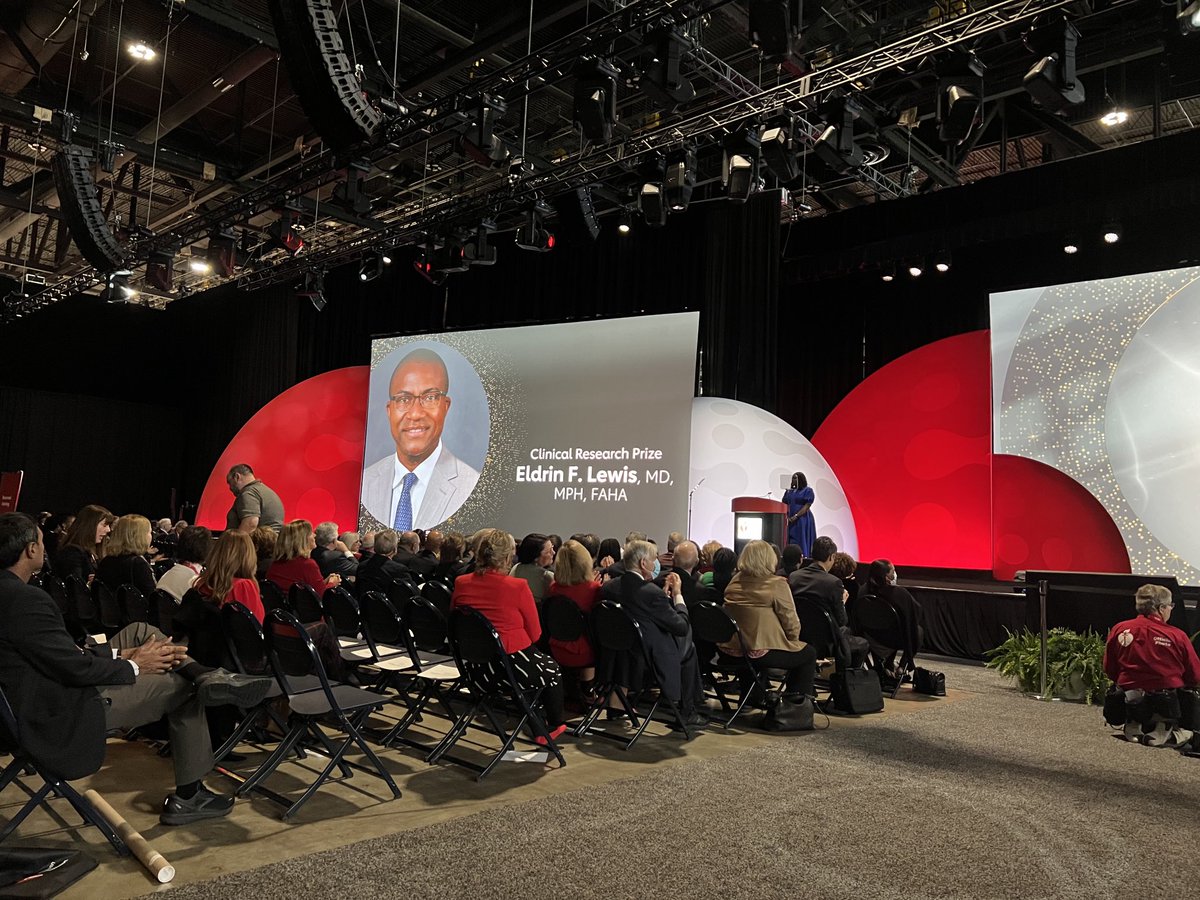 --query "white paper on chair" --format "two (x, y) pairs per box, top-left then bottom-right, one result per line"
(501, 750), (550, 763)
